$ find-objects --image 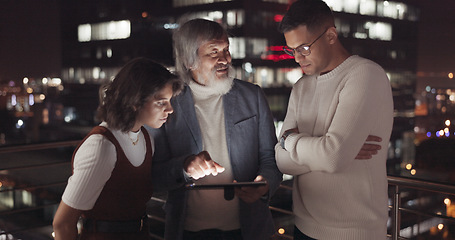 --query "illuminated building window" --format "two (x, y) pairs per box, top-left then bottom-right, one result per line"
(324, 0), (343, 12)
(258, 68), (272, 86)
(227, 11), (236, 26)
(366, 21), (392, 41)
(93, 67), (101, 79)
(324, 0), (417, 21)
(379, 1), (405, 19)
(227, 10), (244, 27)
(106, 48), (112, 58)
(235, 65), (302, 87)
(343, 0), (359, 14)
(78, 20), (131, 42)
(335, 18), (350, 38)
(78, 24), (91, 42)
(229, 37), (246, 59)
(248, 38), (268, 57)
(229, 37), (267, 59)
(353, 21), (392, 41)
(255, 67), (303, 87)
(388, 50), (397, 59)
(62, 66), (120, 83)
(208, 11), (223, 21)
(178, 11), (224, 26)
(359, 0), (376, 16)
(180, 9), (244, 28)
(95, 47), (113, 59)
(172, 0), (233, 7)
